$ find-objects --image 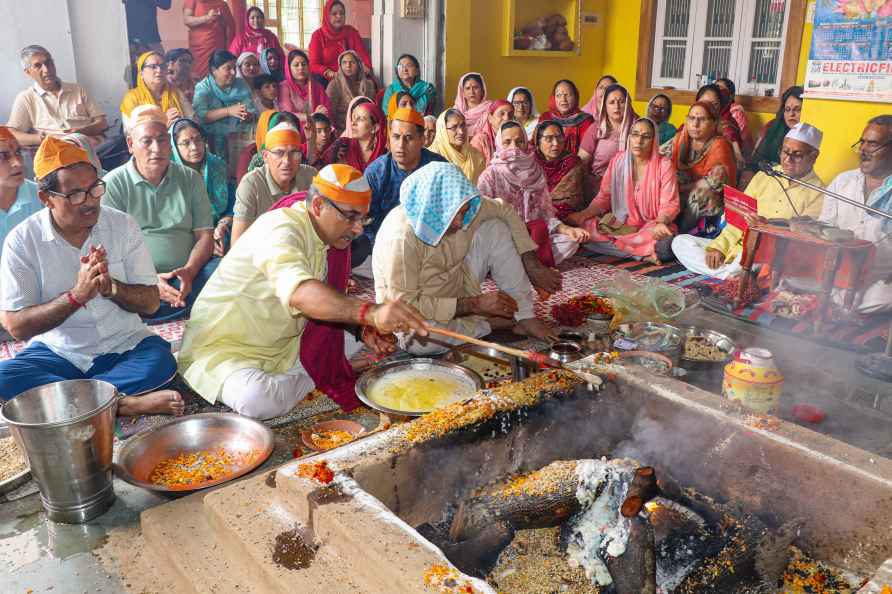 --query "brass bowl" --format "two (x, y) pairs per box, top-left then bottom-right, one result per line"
(114, 413), (274, 493)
